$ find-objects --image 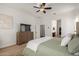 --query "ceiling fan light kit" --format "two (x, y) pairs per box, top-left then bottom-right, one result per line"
(40, 9), (44, 11)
